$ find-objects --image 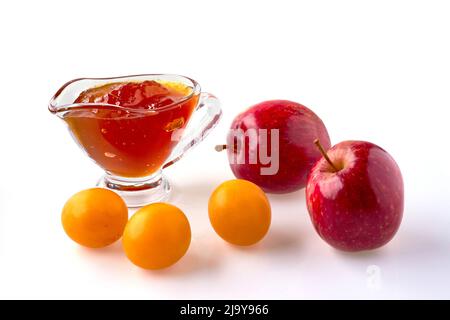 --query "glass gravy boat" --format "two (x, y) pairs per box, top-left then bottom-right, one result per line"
(49, 74), (221, 207)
